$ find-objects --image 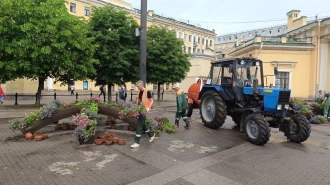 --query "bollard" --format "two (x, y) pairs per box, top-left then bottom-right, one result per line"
(35, 93), (38, 104)
(90, 92), (93, 97)
(76, 92), (78, 101)
(116, 93), (118, 102)
(103, 93), (106, 102)
(54, 92), (57, 100)
(162, 91), (164, 100)
(14, 93), (18, 105)
(130, 91), (133, 101)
